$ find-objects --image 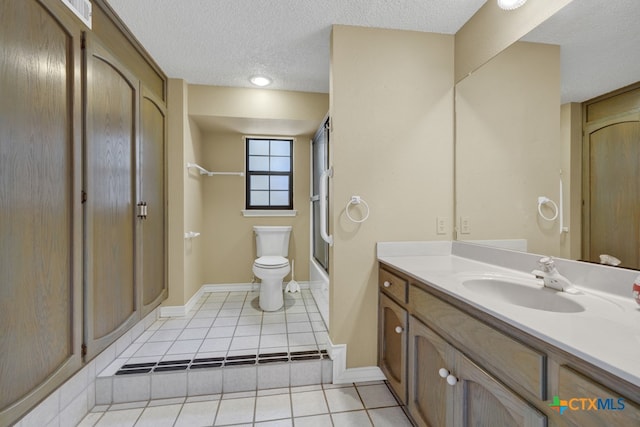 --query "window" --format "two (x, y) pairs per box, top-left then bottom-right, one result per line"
(246, 138), (293, 210)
